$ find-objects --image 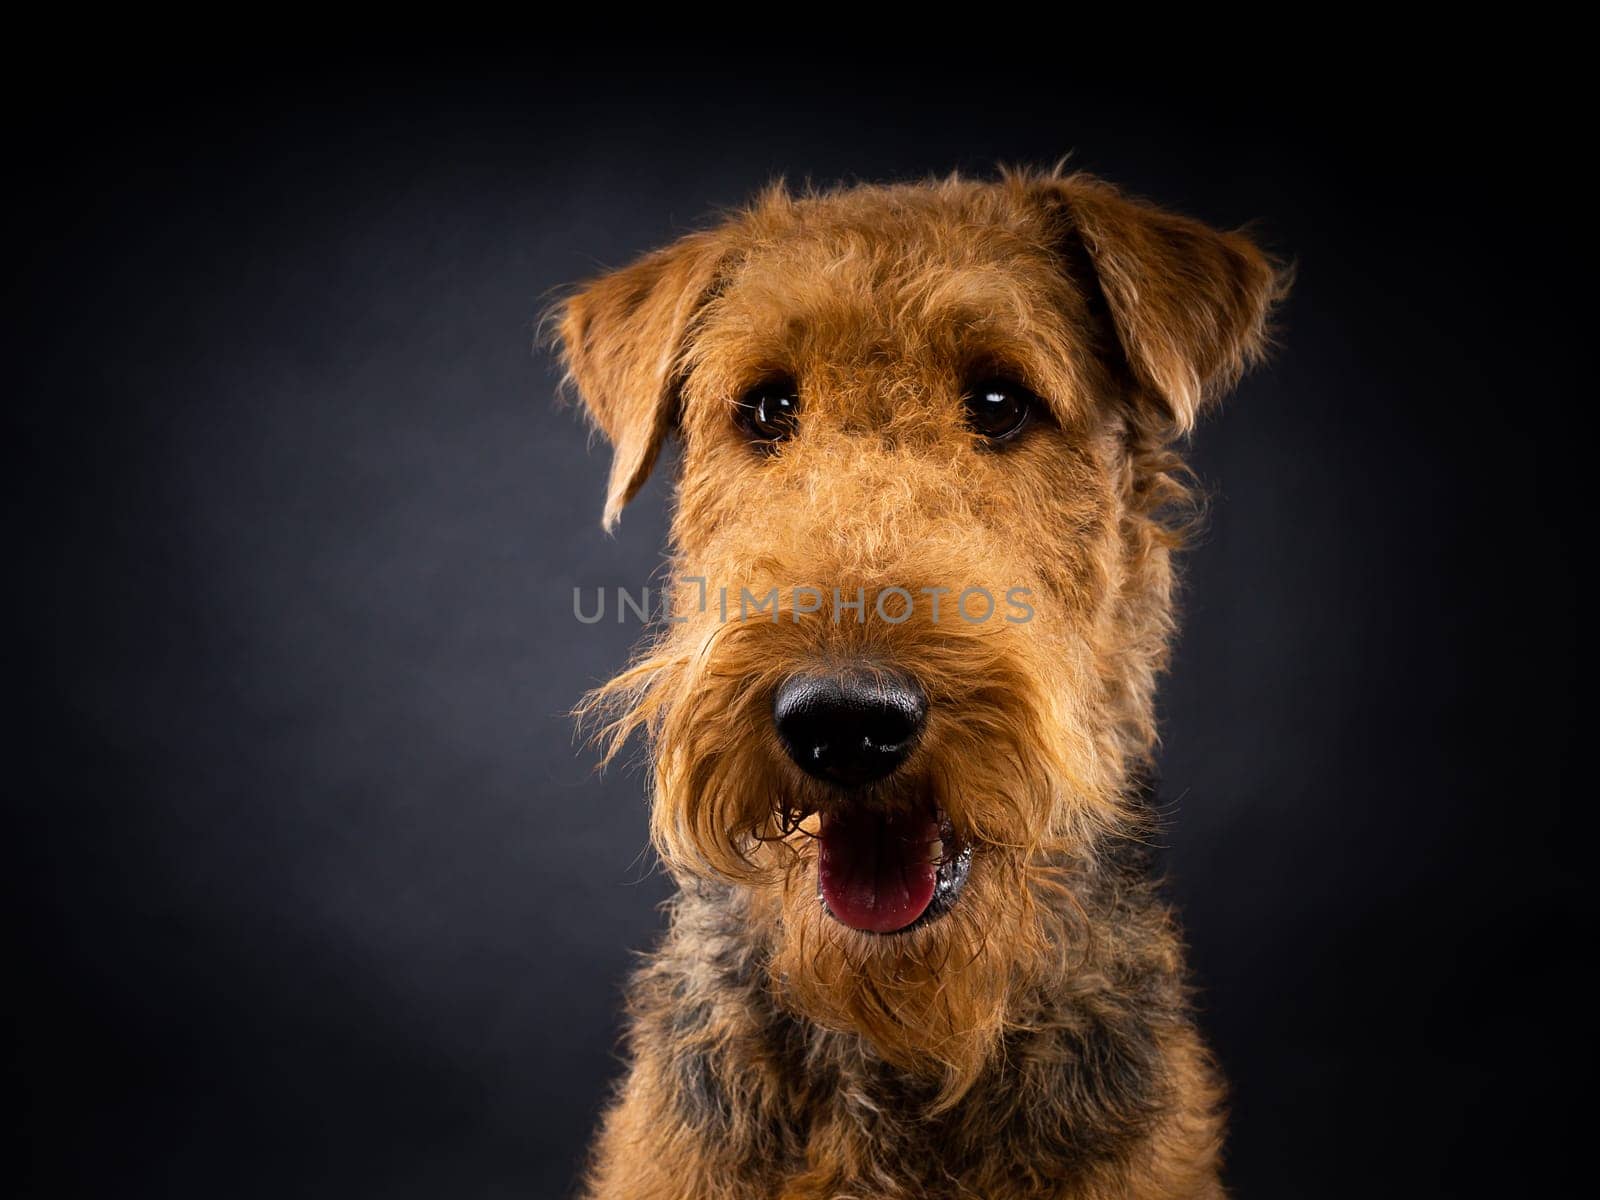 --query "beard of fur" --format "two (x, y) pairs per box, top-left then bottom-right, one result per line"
(582, 601), (1127, 872)
(578, 595), (1130, 1105)
(762, 836), (1080, 1111)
